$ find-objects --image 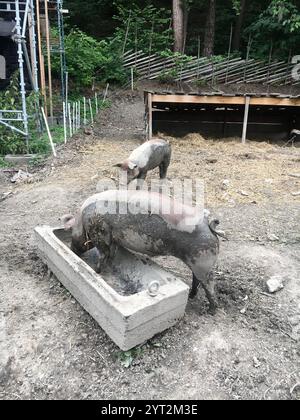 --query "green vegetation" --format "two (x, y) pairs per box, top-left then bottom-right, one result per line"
(1, 0), (299, 158)
(0, 72), (32, 156)
(65, 0), (300, 60)
(116, 347), (144, 368)
(113, 3), (172, 53)
(0, 157), (10, 168)
(51, 29), (128, 87)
